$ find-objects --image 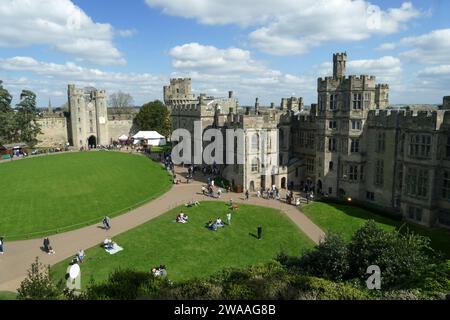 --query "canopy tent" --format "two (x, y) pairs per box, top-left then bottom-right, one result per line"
(132, 131), (166, 146)
(118, 134), (129, 141)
